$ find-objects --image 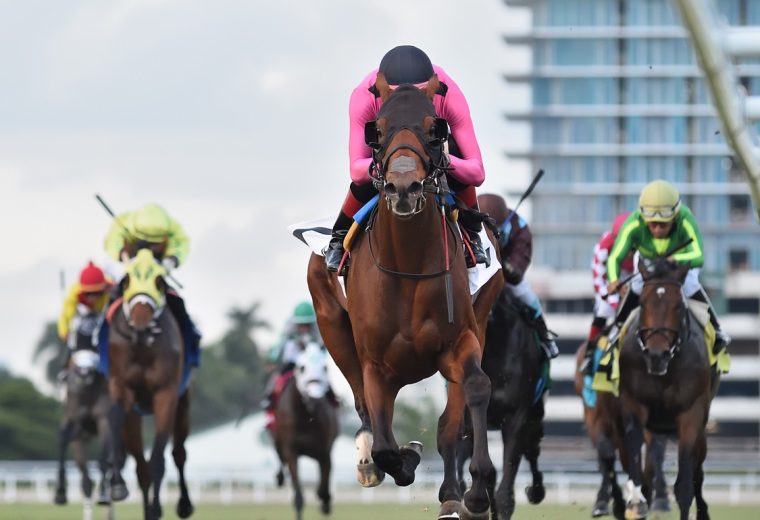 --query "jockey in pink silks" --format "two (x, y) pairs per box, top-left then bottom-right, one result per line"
(324, 45), (489, 274)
